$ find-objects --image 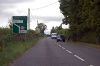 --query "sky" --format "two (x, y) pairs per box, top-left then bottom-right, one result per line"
(0, 0), (68, 34)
